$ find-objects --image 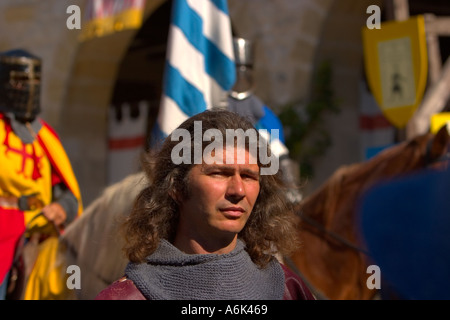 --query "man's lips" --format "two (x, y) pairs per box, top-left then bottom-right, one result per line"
(220, 207), (245, 218)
